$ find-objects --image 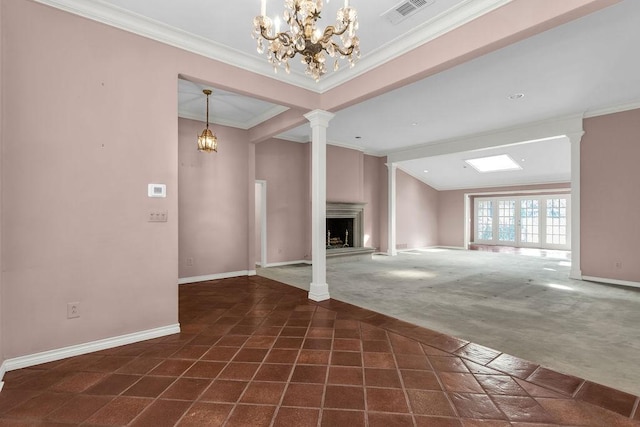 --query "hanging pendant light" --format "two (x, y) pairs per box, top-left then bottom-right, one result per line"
(197, 89), (218, 153)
